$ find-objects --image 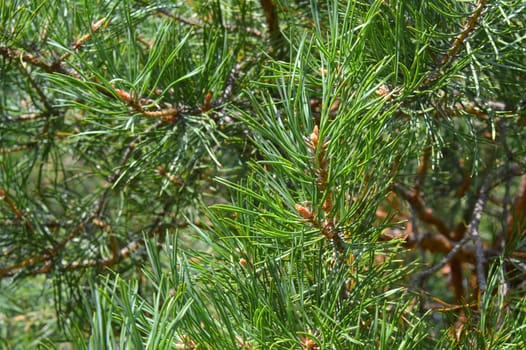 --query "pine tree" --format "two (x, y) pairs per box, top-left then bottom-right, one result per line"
(1, 0), (525, 348)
